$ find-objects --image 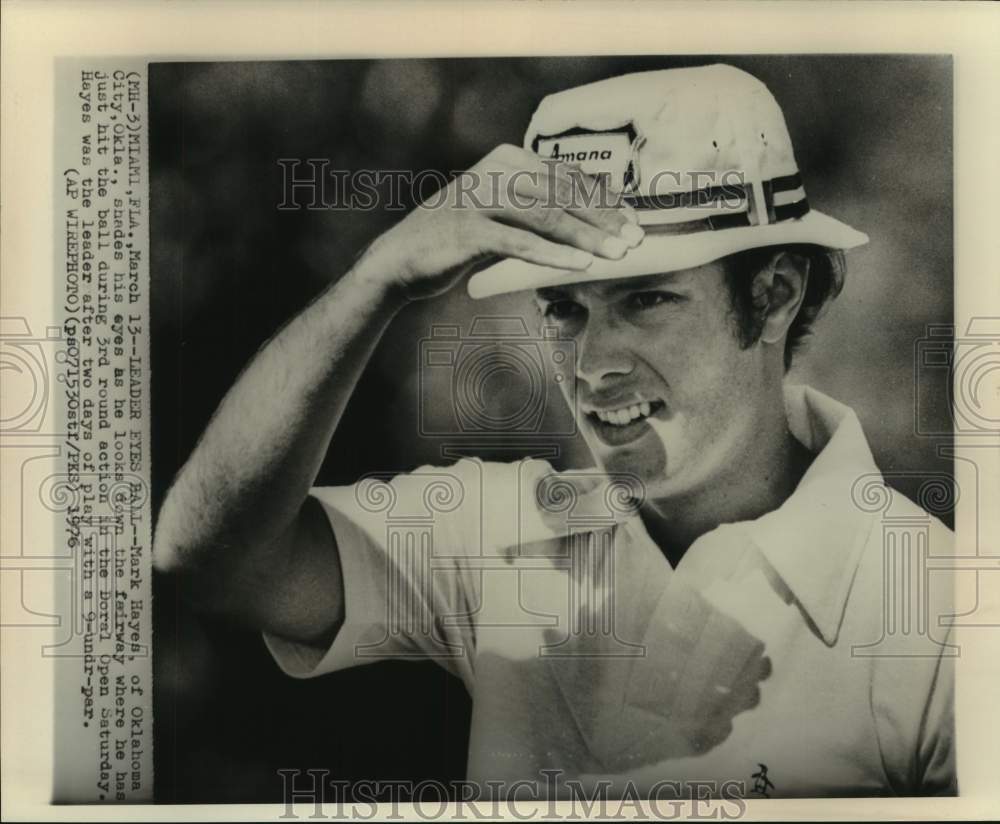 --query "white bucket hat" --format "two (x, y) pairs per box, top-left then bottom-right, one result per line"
(468, 64), (868, 300)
